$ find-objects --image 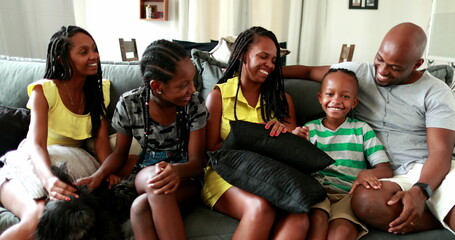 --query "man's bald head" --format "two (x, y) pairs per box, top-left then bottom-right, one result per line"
(380, 22), (427, 62)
